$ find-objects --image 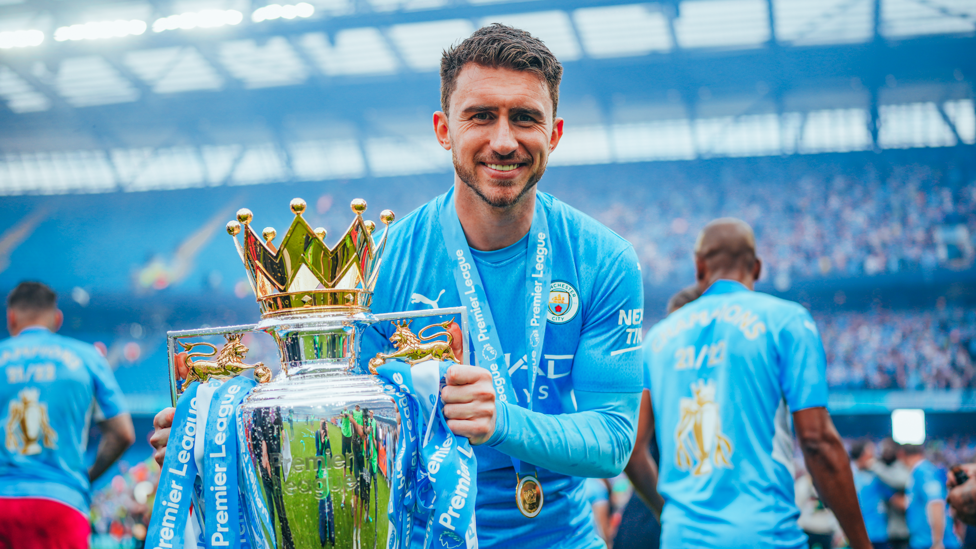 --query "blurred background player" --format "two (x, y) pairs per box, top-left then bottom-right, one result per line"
(0, 281), (134, 549)
(851, 439), (898, 549)
(900, 444), (961, 549)
(875, 439), (913, 549)
(641, 218), (871, 549)
(619, 283), (701, 549)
